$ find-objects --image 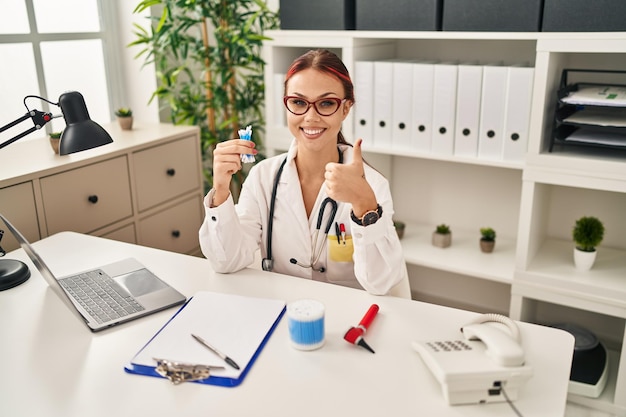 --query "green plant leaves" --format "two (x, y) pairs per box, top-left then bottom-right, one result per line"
(131, 0), (279, 196)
